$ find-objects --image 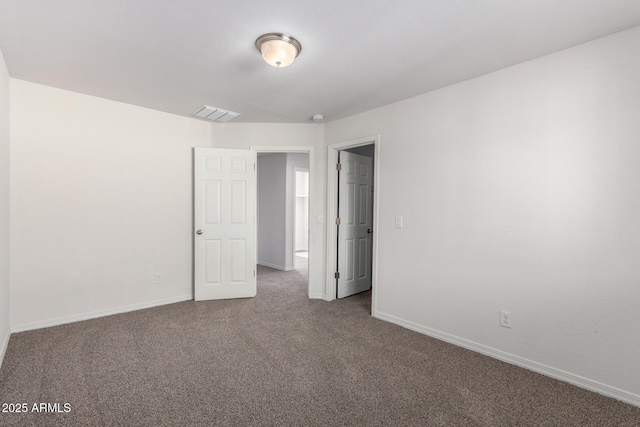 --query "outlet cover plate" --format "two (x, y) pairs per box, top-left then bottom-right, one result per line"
(500, 310), (512, 328)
